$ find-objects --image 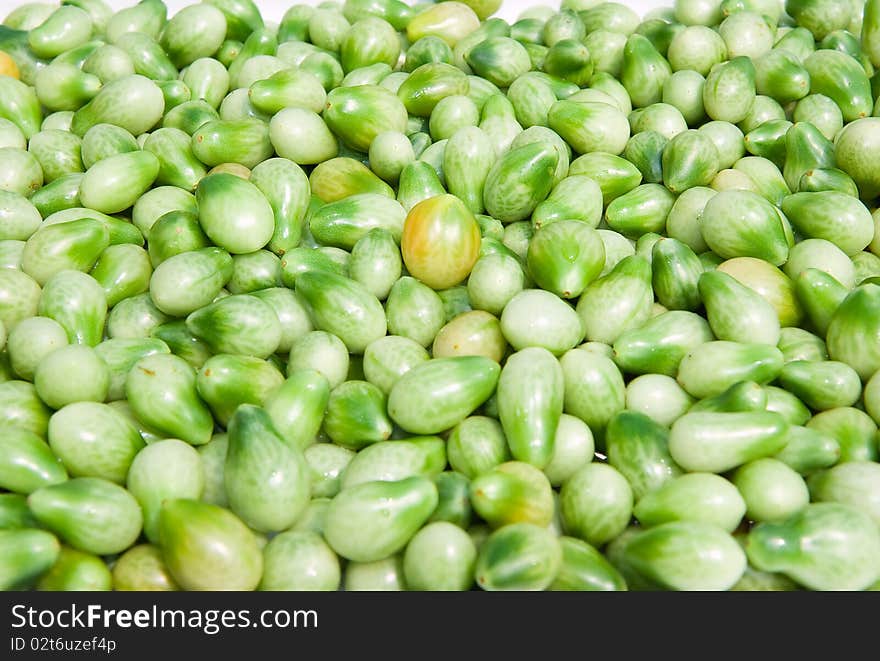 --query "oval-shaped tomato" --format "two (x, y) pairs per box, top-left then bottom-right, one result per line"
(401, 194), (481, 290)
